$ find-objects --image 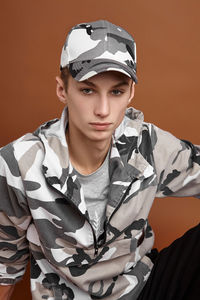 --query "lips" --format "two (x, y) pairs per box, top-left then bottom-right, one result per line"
(89, 122), (112, 130)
